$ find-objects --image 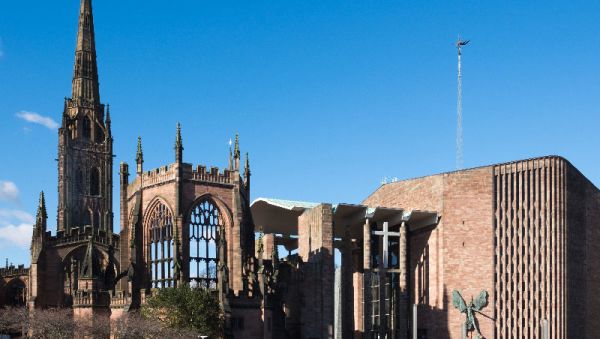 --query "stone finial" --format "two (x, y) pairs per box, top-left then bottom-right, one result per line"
(175, 123), (183, 163)
(234, 133), (240, 159)
(228, 145), (233, 171)
(105, 104), (111, 123)
(244, 152), (251, 177)
(136, 136), (143, 164)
